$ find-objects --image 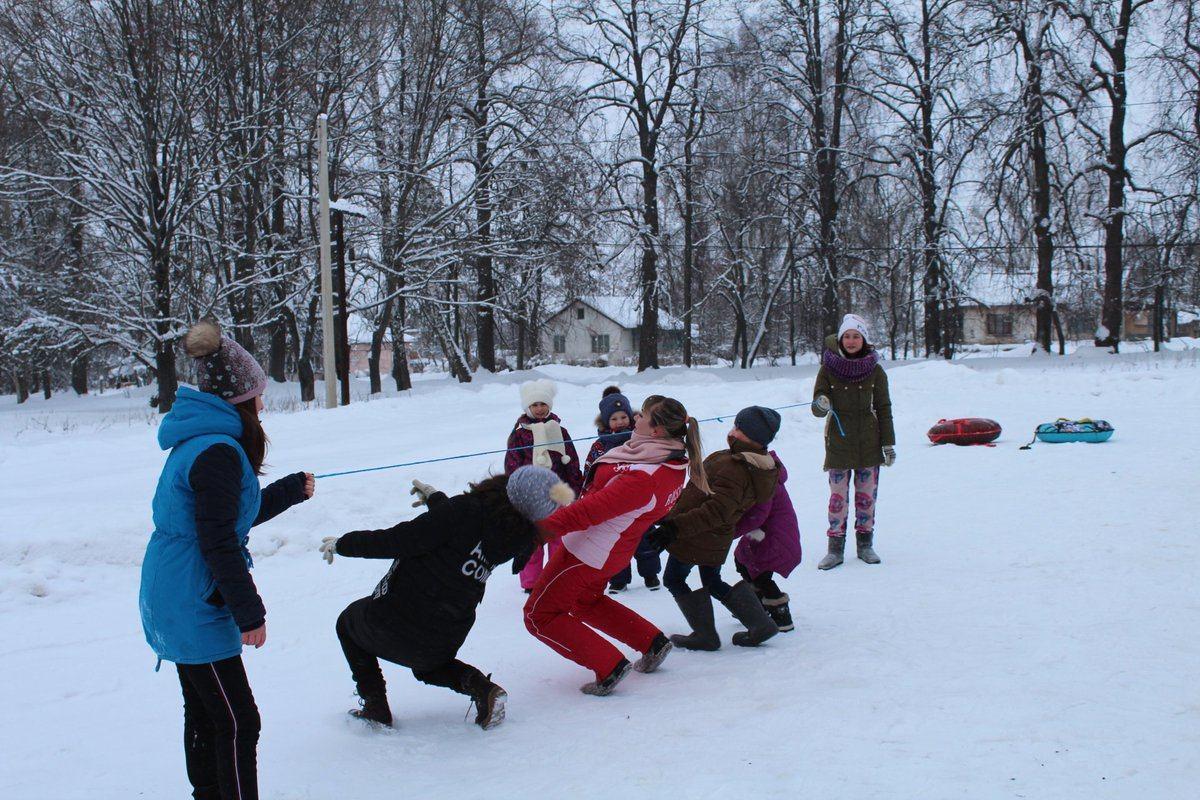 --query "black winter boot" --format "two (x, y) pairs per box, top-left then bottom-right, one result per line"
(719, 581), (779, 647)
(669, 589), (721, 651)
(348, 690), (393, 727)
(581, 658), (632, 696)
(763, 593), (794, 632)
(856, 531), (880, 564)
(817, 535), (846, 570)
(633, 632), (673, 673)
(464, 672), (507, 730)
